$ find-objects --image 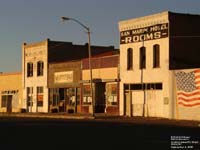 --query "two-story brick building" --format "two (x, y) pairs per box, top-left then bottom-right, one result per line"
(22, 39), (118, 113)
